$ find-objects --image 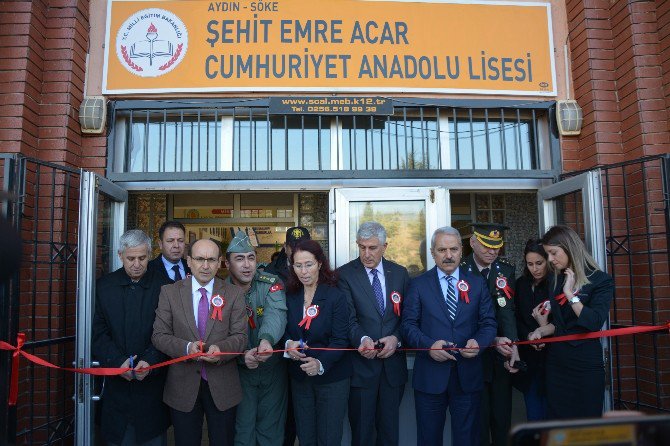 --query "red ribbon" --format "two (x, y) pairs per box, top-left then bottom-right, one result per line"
(210, 294), (225, 321)
(496, 276), (515, 300)
(1, 322), (669, 406)
(211, 306), (222, 321)
(247, 306), (256, 329)
(457, 280), (470, 304)
(9, 333), (24, 406)
(391, 291), (402, 317)
(555, 293), (567, 306)
(299, 305), (319, 330)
